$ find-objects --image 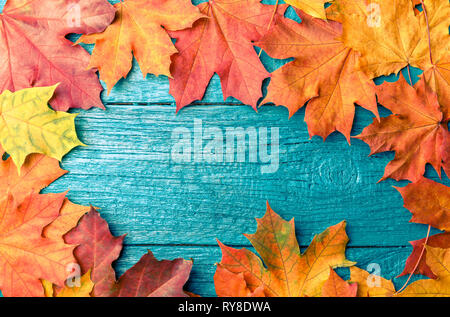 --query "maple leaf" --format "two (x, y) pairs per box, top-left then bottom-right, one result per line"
(396, 178), (450, 231)
(284, 0), (328, 20)
(214, 266), (265, 297)
(396, 179), (450, 279)
(397, 246), (450, 296)
(332, 0), (450, 79)
(349, 267), (395, 297)
(399, 232), (450, 279)
(444, 133), (450, 176)
(0, 0), (115, 111)
(214, 202), (355, 297)
(44, 199), (90, 240)
(423, 54), (450, 121)
(355, 77), (449, 182)
(0, 193), (76, 297)
(0, 152), (67, 202)
(168, 0), (273, 111)
(65, 208), (193, 297)
(322, 268), (357, 297)
(0, 85), (84, 171)
(79, 0), (204, 93)
(0, 151), (89, 239)
(258, 8), (378, 142)
(43, 271), (94, 297)
(0, 152), (89, 297)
